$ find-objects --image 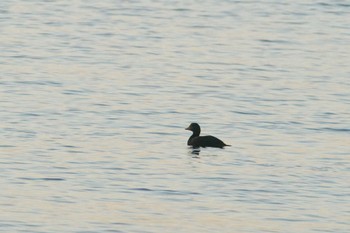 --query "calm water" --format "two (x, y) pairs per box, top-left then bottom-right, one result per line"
(1, 1), (349, 232)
